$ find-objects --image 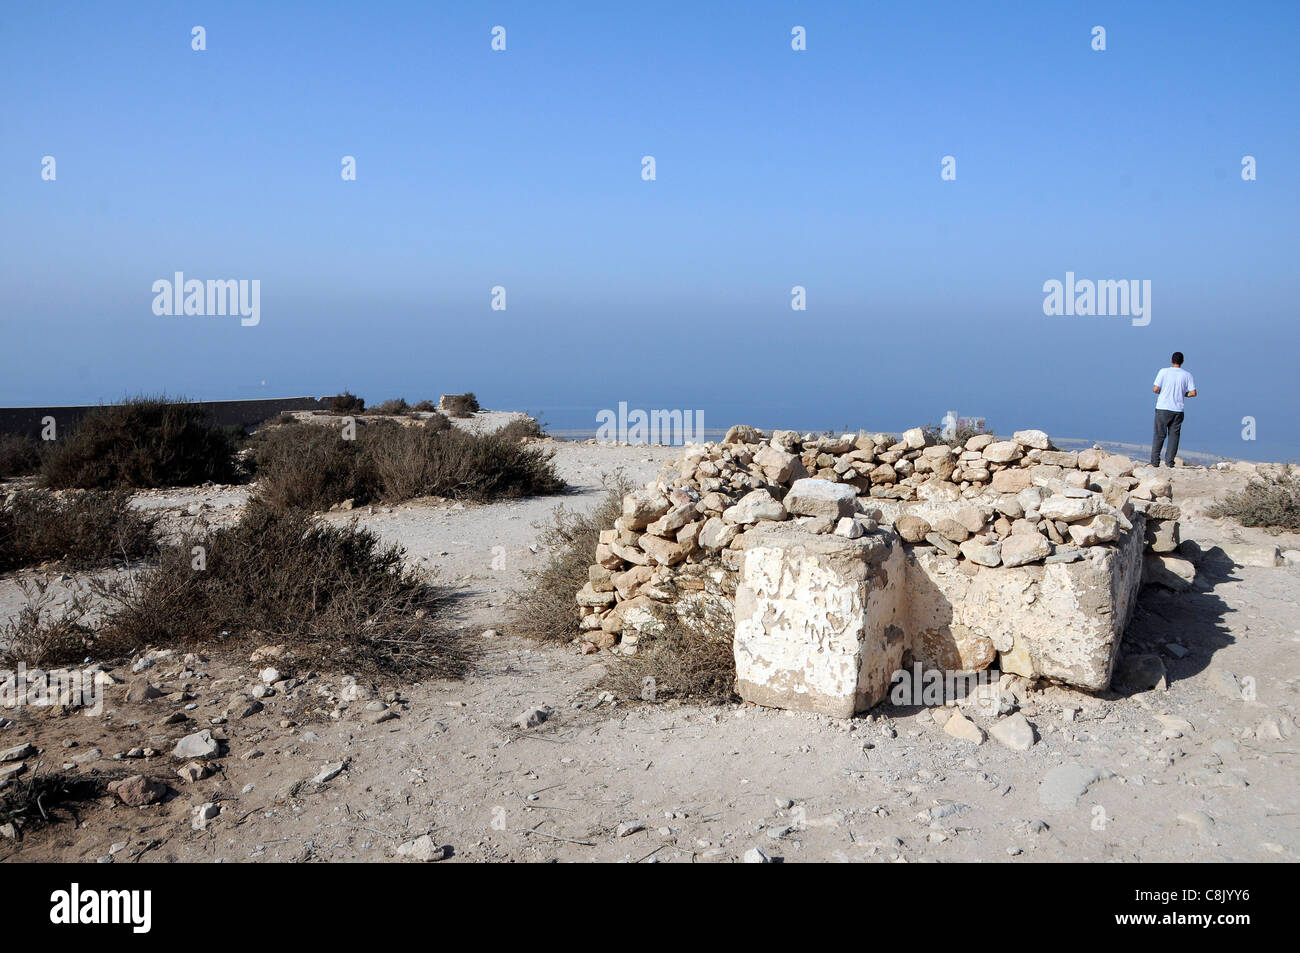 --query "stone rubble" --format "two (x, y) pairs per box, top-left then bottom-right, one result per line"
(575, 424), (1206, 711)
